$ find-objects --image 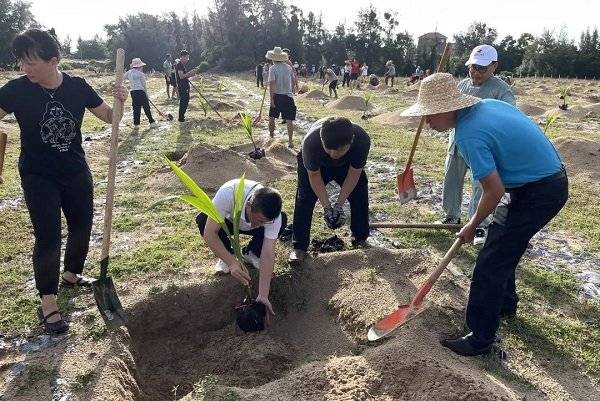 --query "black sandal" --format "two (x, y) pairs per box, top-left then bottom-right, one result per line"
(61, 275), (95, 288)
(37, 307), (69, 334)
